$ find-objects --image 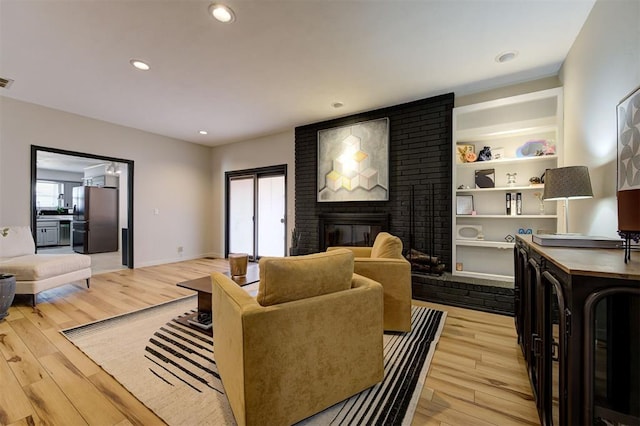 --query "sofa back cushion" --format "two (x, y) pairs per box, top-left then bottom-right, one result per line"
(0, 226), (36, 258)
(257, 249), (354, 307)
(370, 232), (403, 259)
